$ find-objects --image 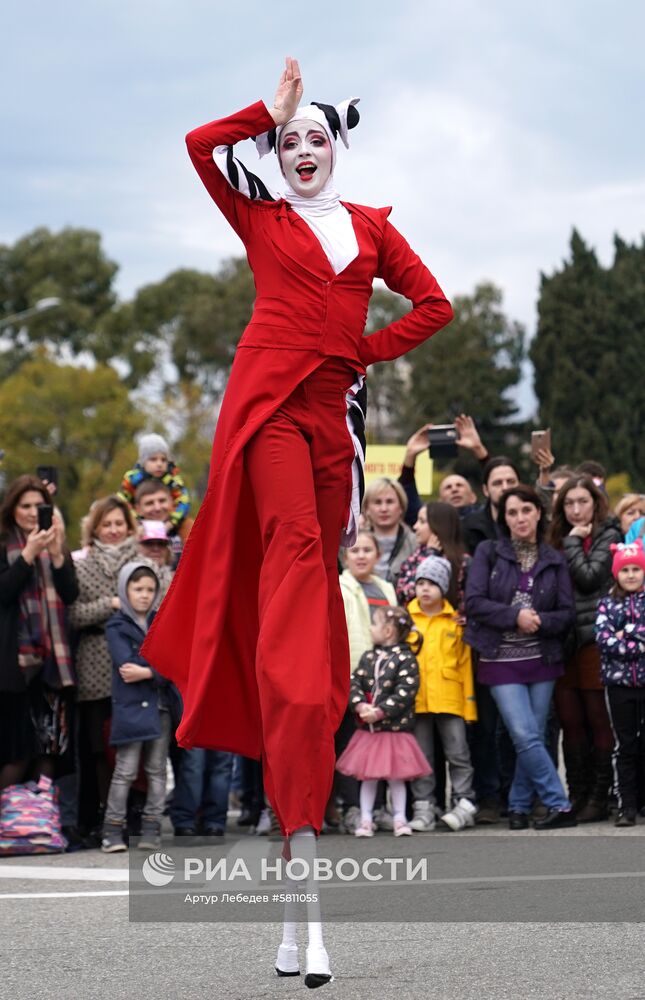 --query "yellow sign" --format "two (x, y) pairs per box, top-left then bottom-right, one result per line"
(364, 445), (433, 496)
